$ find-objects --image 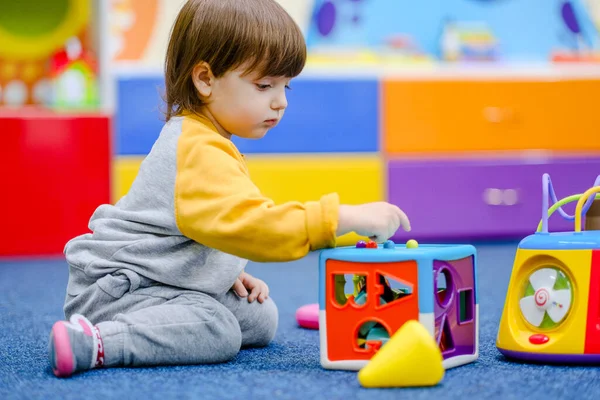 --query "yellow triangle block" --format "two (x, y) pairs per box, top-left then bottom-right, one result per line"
(358, 320), (444, 388)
